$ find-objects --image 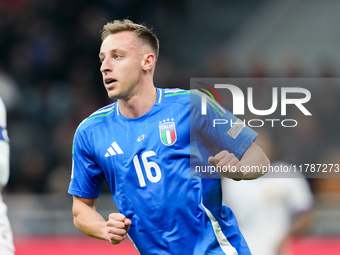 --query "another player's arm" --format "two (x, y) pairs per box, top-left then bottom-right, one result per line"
(72, 196), (131, 244)
(208, 141), (270, 180)
(0, 132), (9, 190)
(0, 99), (10, 190)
